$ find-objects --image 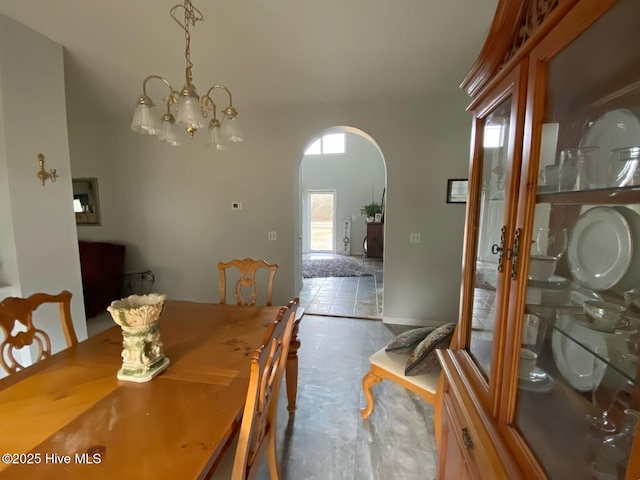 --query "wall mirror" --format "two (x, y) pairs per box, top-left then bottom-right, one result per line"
(72, 178), (101, 225)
